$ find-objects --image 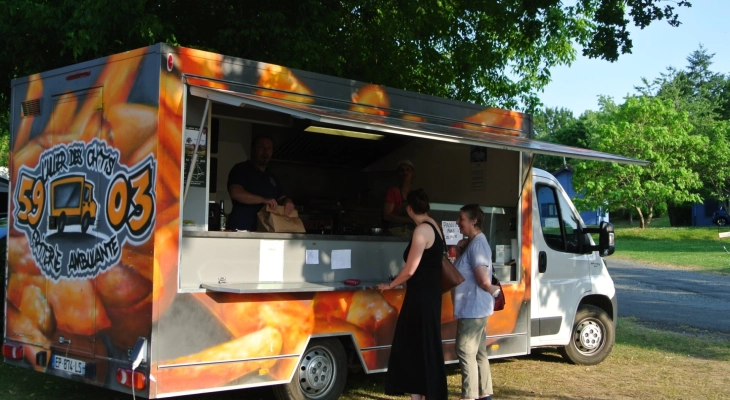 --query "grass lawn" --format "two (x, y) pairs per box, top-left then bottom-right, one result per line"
(610, 216), (730, 274)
